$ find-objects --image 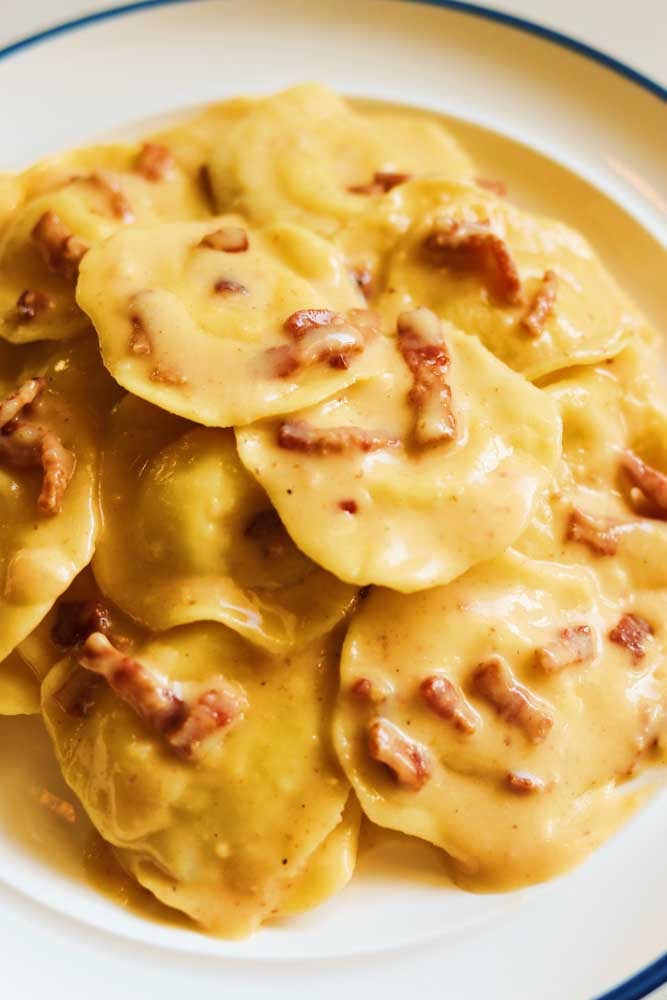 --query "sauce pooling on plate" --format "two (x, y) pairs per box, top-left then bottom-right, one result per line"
(0, 83), (665, 937)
